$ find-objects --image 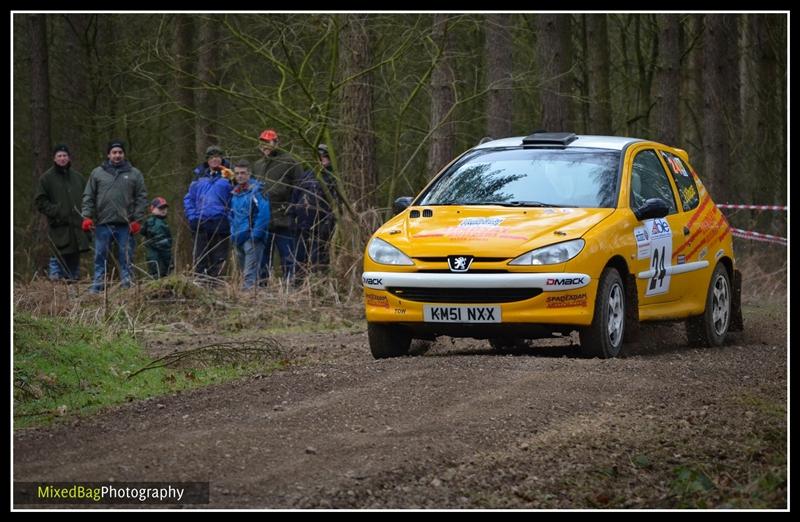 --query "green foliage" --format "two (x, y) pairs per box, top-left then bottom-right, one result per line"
(671, 466), (715, 496)
(13, 313), (281, 429)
